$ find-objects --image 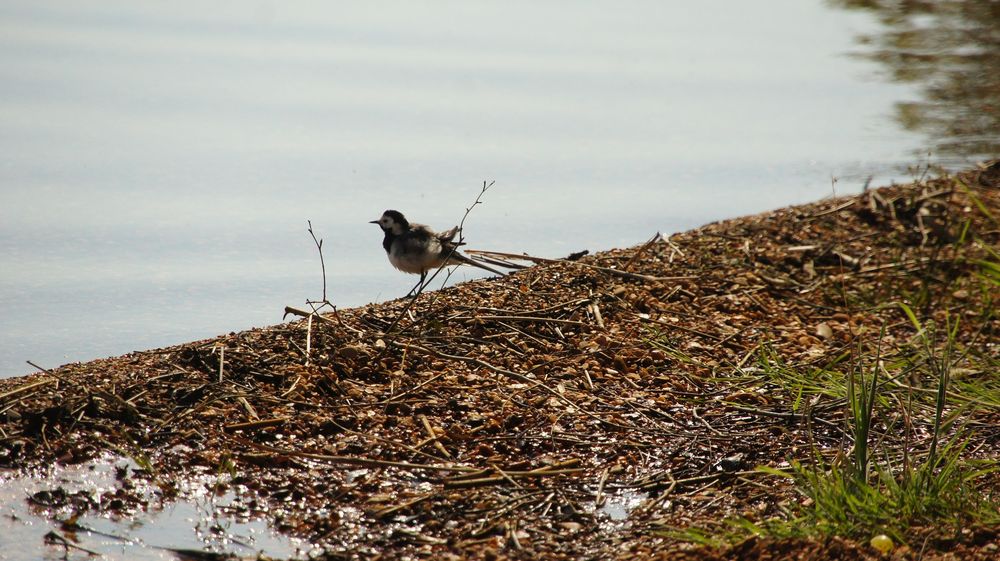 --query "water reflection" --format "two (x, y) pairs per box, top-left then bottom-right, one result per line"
(832, 0), (1000, 162)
